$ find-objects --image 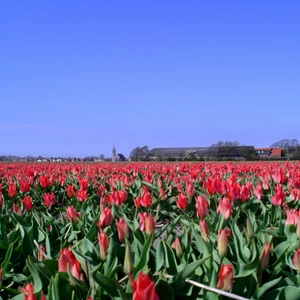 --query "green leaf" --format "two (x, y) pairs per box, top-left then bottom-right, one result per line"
(155, 241), (165, 272)
(163, 241), (178, 275)
(93, 272), (120, 298)
(256, 277), (282, 298)
(278, 286), (300, 300)
(156, 279), (174, 300)
(133, 232), (153, 276)
(171, 255), (211, 287)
